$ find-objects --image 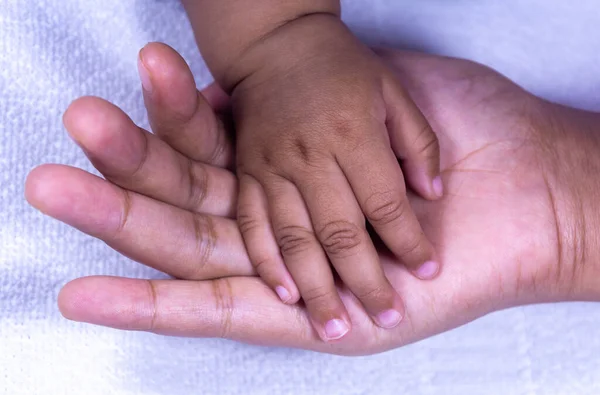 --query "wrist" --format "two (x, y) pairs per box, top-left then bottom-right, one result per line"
(221, 13), (350, 93)
(182, 0), (343, 93)
(541, 103), (600, 301)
